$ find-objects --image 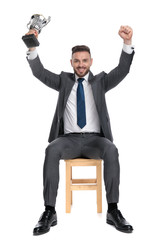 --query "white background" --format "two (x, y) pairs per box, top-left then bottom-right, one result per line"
(1, 0), (160, 239)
